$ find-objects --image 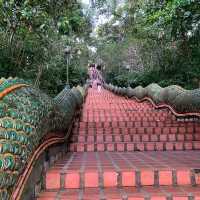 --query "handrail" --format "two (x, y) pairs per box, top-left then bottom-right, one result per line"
(11, 136), (65, 200)
(11, 111), (78, 200)
(133, 96), (200, 118)
(0, 77), (88, 200)
(105, 83), (200, 118)
(0, 84), (28, 100)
